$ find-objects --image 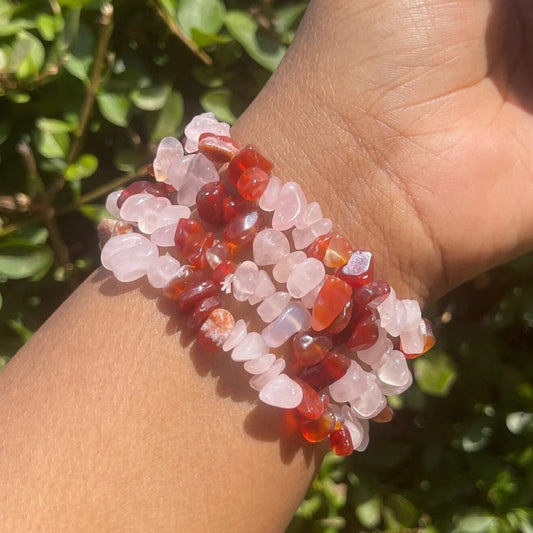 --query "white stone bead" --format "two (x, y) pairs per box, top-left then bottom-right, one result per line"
(177, 154), (219, 206)
(272, 181), (306, 231)
(286, 258), (325, 299)
(402, 299), (422, 331)
(105, 190), (122, 218)
(356, 326), (388, 365)
(272, 251), (306, 283)
(376, 349), (412, 395)
(261, 301), (311, 348)
(147, 254), (181, 288)
(184, 112), (230, 153)
(137, 197), (172, 234)
(292, 218), (333, 250)
(253, 229), (290, 266)
(341, 405), (368, 450)
(258, 175), (281, 212)
(231, 332), (268, 362)
(248, 270), (276, 306)
(249, 358), (285, 392)
(379, 370), (413, 396)
(349, 374), (386, 419)
(243, 353), (276, 374)
(329, 361), (367, 403)
(150, 223), (178, 247)
(259, 374), (303, 409)
(400, 319), (424, 354)
(376, 288), (397, 326)
(222, 319), (247, 352)
(257, 291), (292, 323)
(153, 137), (183, 182)
(101, 233), (146, 270)
(232, 261), (259, 302)
(384, 299), (407, 337)
(110, 236), (158, 282)
(119, 193), (154, 223)
(300, 279), (324, 308)
(154, 205), (191, 230)
(295, 201), (322, 229)
(343, 418), (365, 450)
